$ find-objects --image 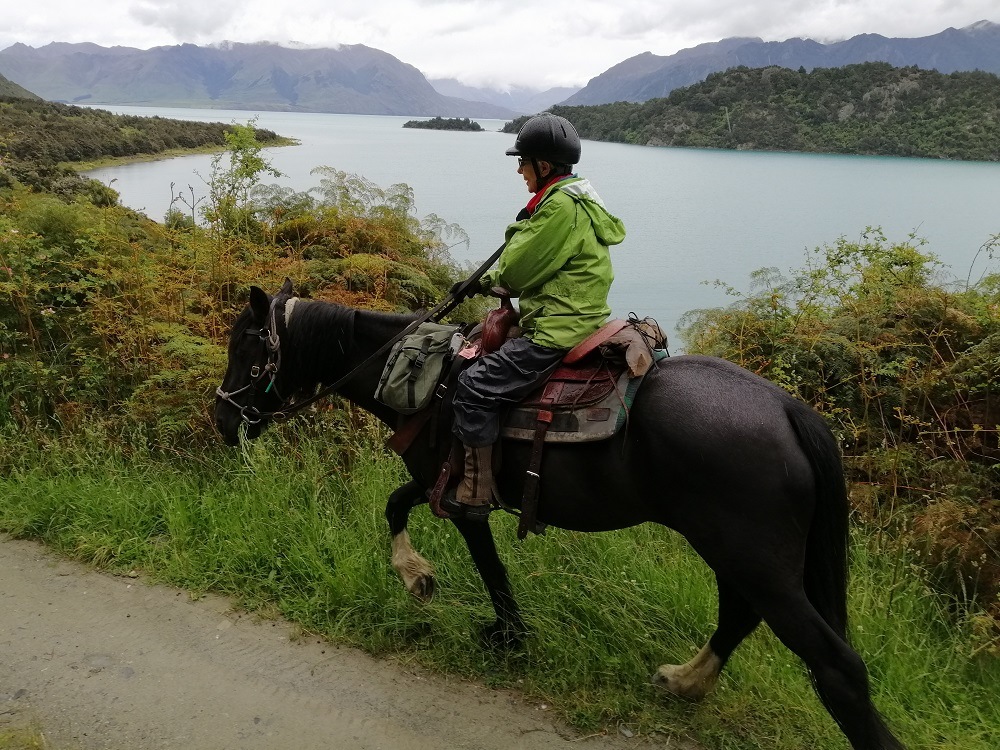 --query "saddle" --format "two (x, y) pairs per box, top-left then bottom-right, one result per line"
(385, 293), (667, 537)
(503, 345), (629, 443)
